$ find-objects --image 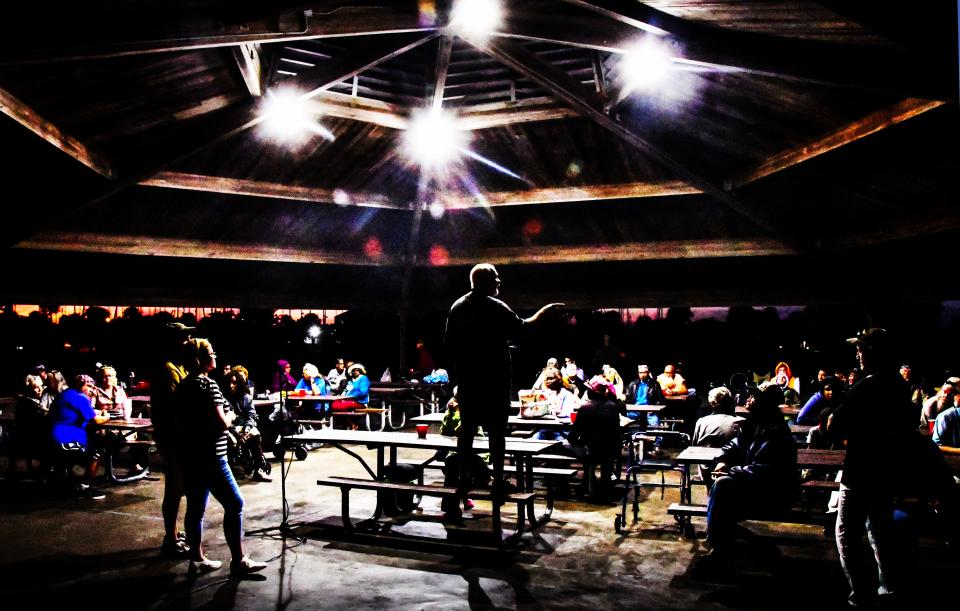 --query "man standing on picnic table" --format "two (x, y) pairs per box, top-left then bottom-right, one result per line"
(444, 263), (563, 521)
